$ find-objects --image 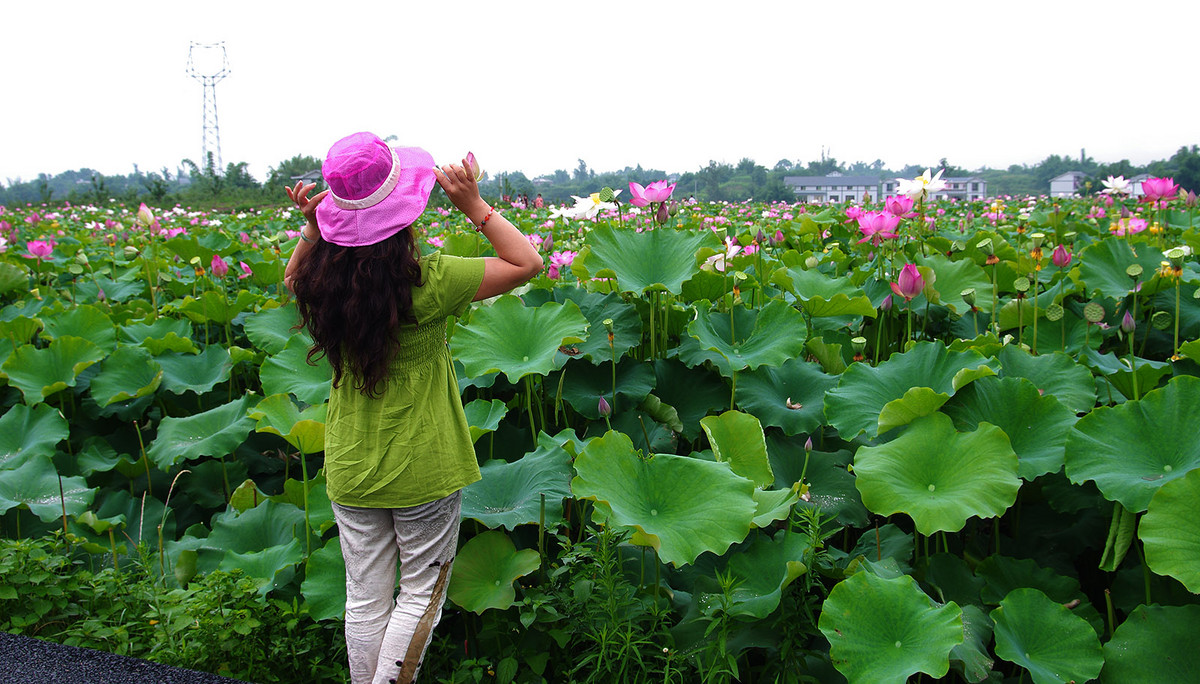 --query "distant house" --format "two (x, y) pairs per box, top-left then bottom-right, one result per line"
(1128, 173), (1151, 198)
(880, 176), (988, 201)
(291, 170), (323, 184)
(1049, 171), (1088, 197)
(783, 174), (882, 203)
